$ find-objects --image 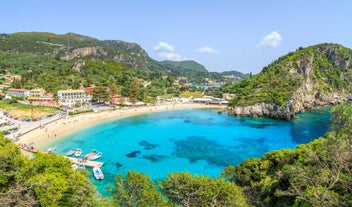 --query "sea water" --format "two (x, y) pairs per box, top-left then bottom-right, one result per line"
(44, 107), (331, 195)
